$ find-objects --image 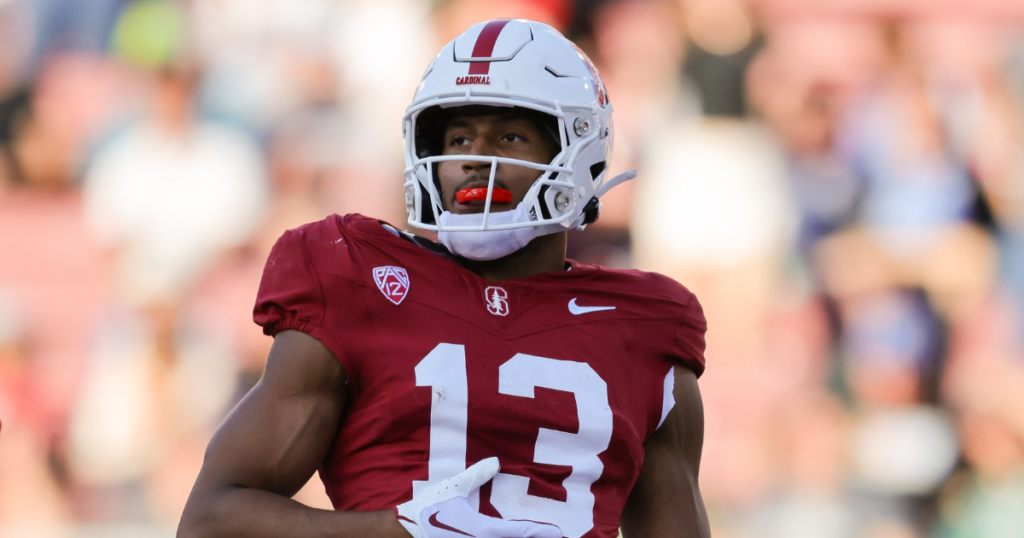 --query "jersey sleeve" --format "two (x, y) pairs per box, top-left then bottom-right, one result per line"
(253, 227), (337, 351)
(672, 292), (707, 377)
